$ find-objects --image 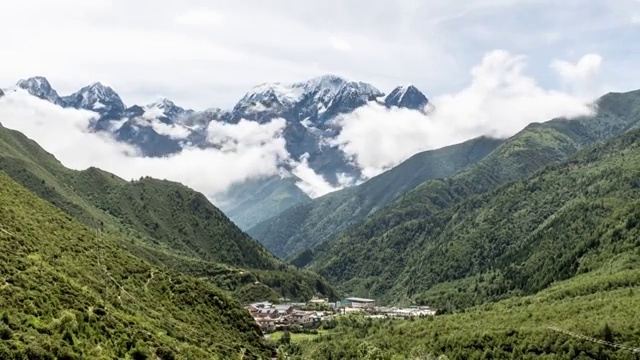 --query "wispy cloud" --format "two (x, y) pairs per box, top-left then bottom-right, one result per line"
(290, 155), (343, 198)
(332, 50), (598, 178)
(551, 54), (603, 94)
